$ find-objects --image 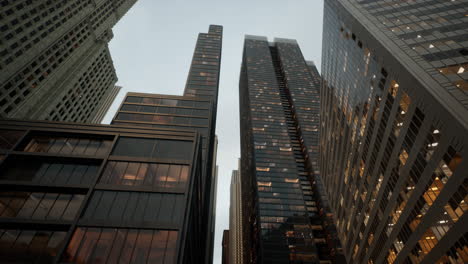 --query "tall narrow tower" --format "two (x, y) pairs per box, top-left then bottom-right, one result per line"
(111, 25), (223, 264)
(0, 0), (138, 123)
(239, 36), (345, 264)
